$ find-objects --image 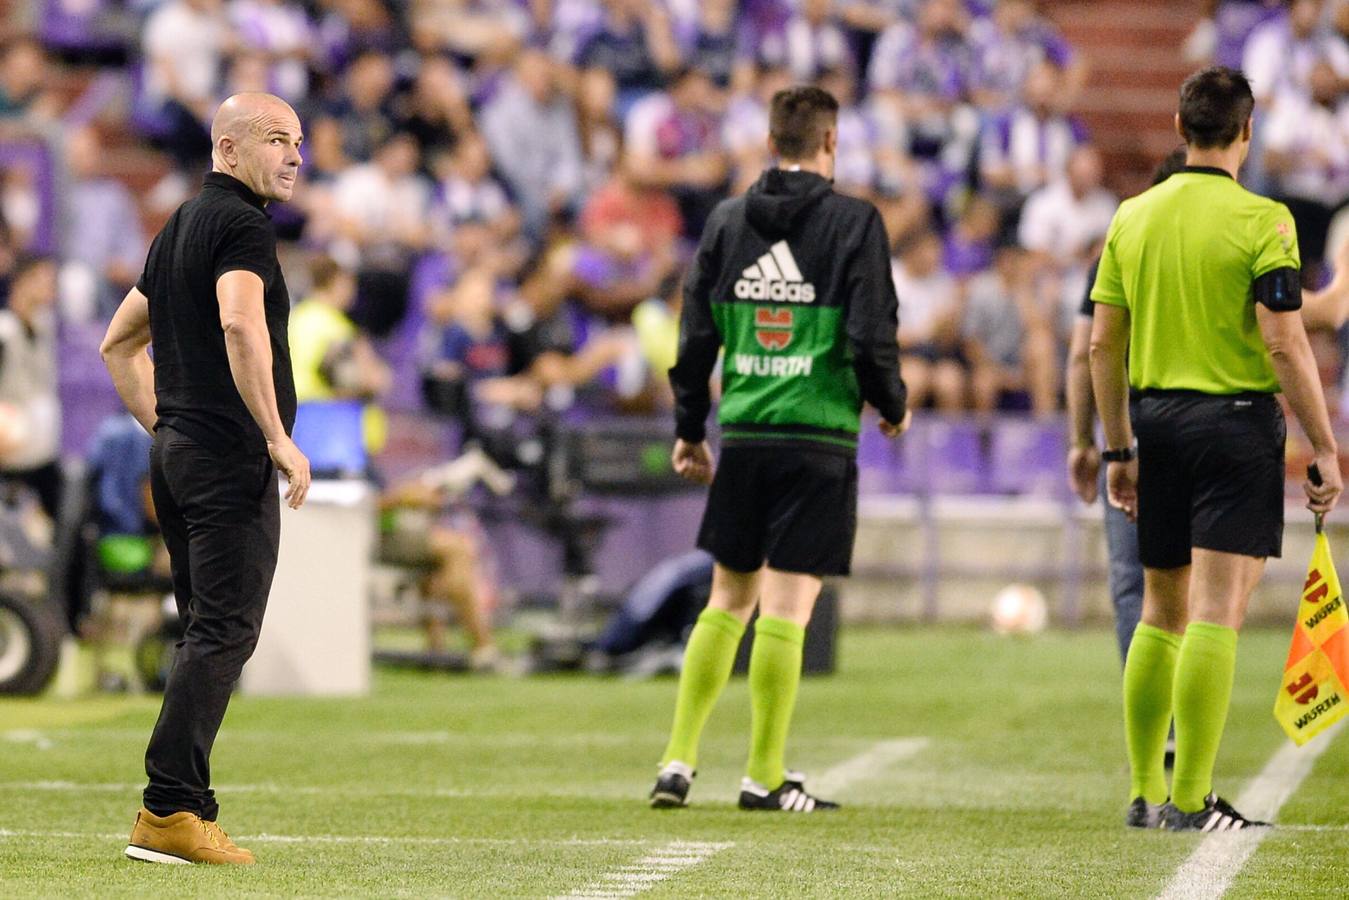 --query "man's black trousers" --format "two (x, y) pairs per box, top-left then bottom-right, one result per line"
(142, 425), (280, 821)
